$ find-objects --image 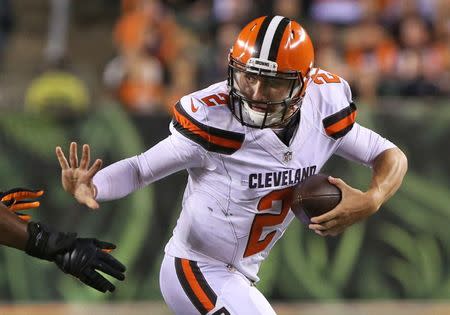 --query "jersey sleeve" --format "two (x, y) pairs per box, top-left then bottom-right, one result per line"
(305, 69), (357, 140)
(306, 69), (396, 166)
(335, 123), (397, 167)
(93, 133), (209, 201)
(170, 95), (245, 155)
